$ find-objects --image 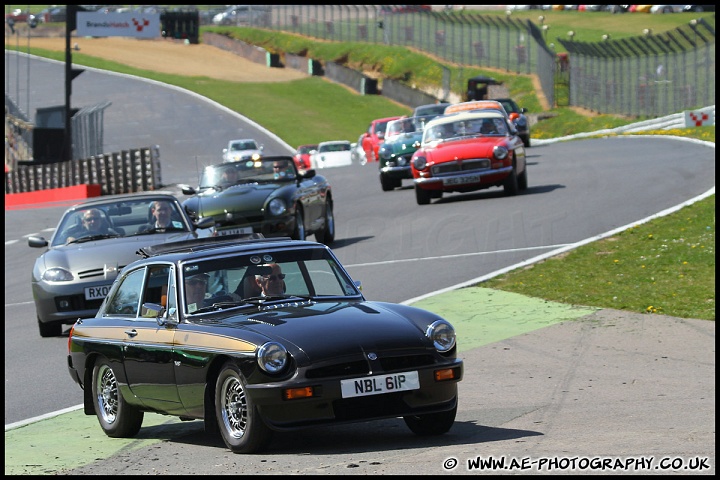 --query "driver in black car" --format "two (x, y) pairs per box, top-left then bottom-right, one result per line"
(220, 165), (239, 185)
(185, 273), (209, 313)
